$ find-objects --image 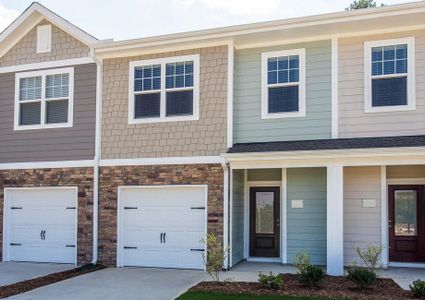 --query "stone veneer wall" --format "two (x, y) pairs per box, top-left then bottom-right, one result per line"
(98, 164), (224, 266)
(0, 168), (94, 264)
(0, 20), (90, 67)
